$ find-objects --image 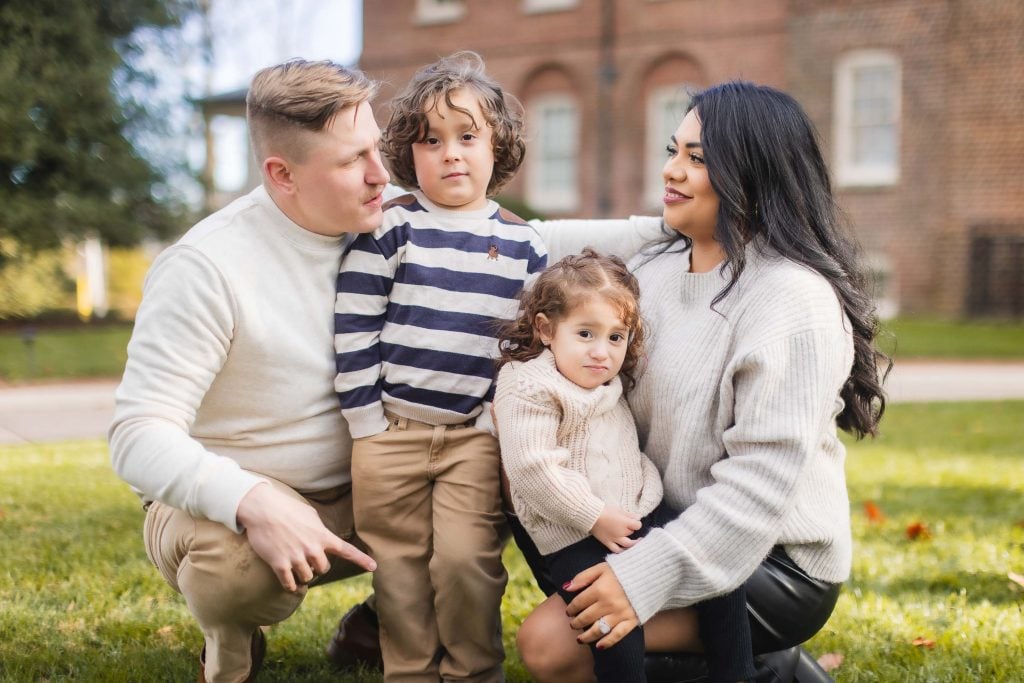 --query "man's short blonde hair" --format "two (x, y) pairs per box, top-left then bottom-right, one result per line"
(246, 59), (378, 163)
